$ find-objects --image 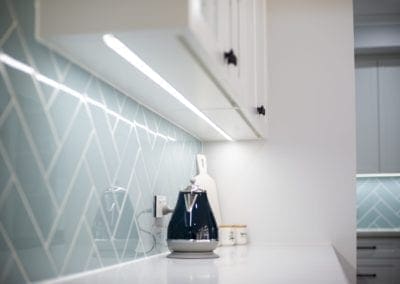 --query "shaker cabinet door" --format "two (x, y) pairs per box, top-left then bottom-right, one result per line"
(355, 60), (380, 173)
(379, 59), (400, 173)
